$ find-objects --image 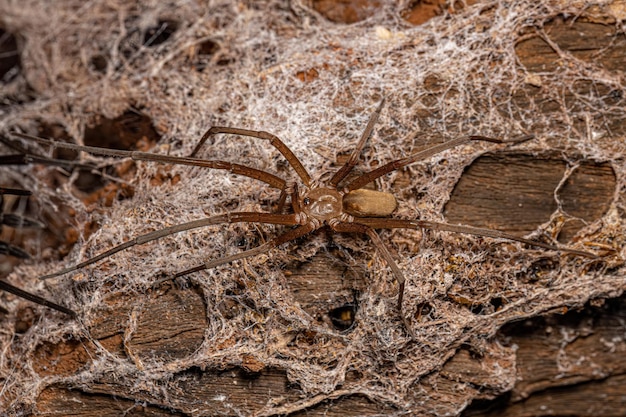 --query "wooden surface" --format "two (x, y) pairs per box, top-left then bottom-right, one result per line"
(464, 298), (626, 417)
(445, 153), (615, 242)
(1, 5), (624, 417)
(31, 143), (618, 416)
